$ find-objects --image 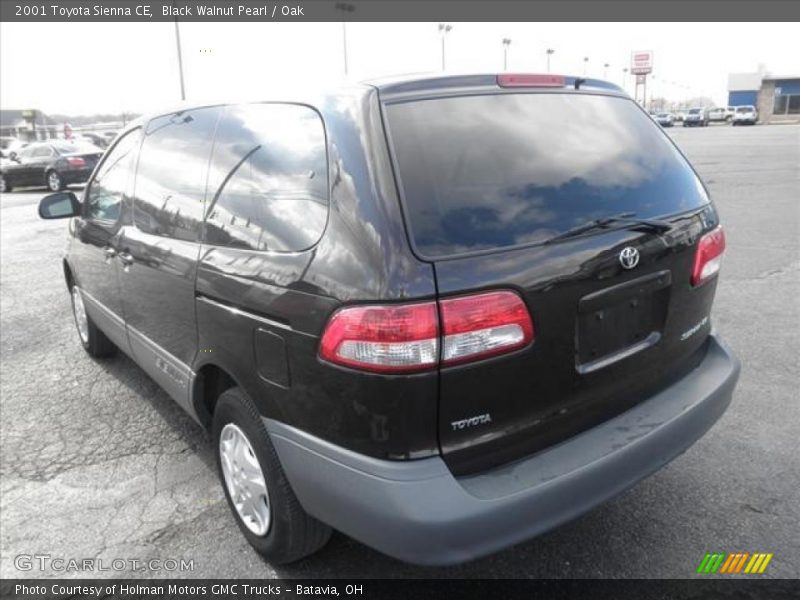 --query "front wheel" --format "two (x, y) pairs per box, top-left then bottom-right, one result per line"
(46, 170), (64, 192)
(213, 387), (331, 564)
